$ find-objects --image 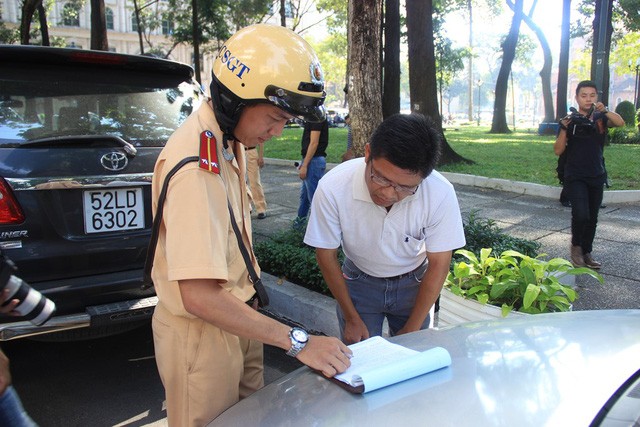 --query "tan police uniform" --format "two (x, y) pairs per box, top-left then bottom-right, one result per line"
(245, 146), (267, 215)
(151, 101), (263, 426)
